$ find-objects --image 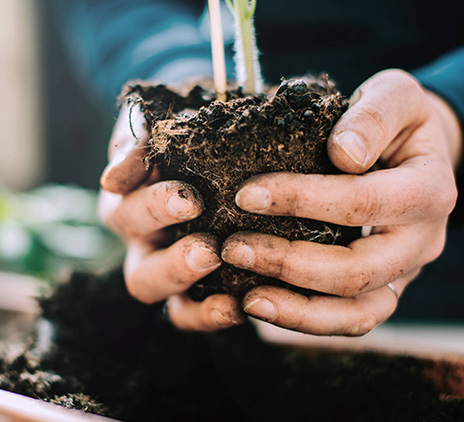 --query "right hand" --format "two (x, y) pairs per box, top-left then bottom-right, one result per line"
(99, 103), (246, 331)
